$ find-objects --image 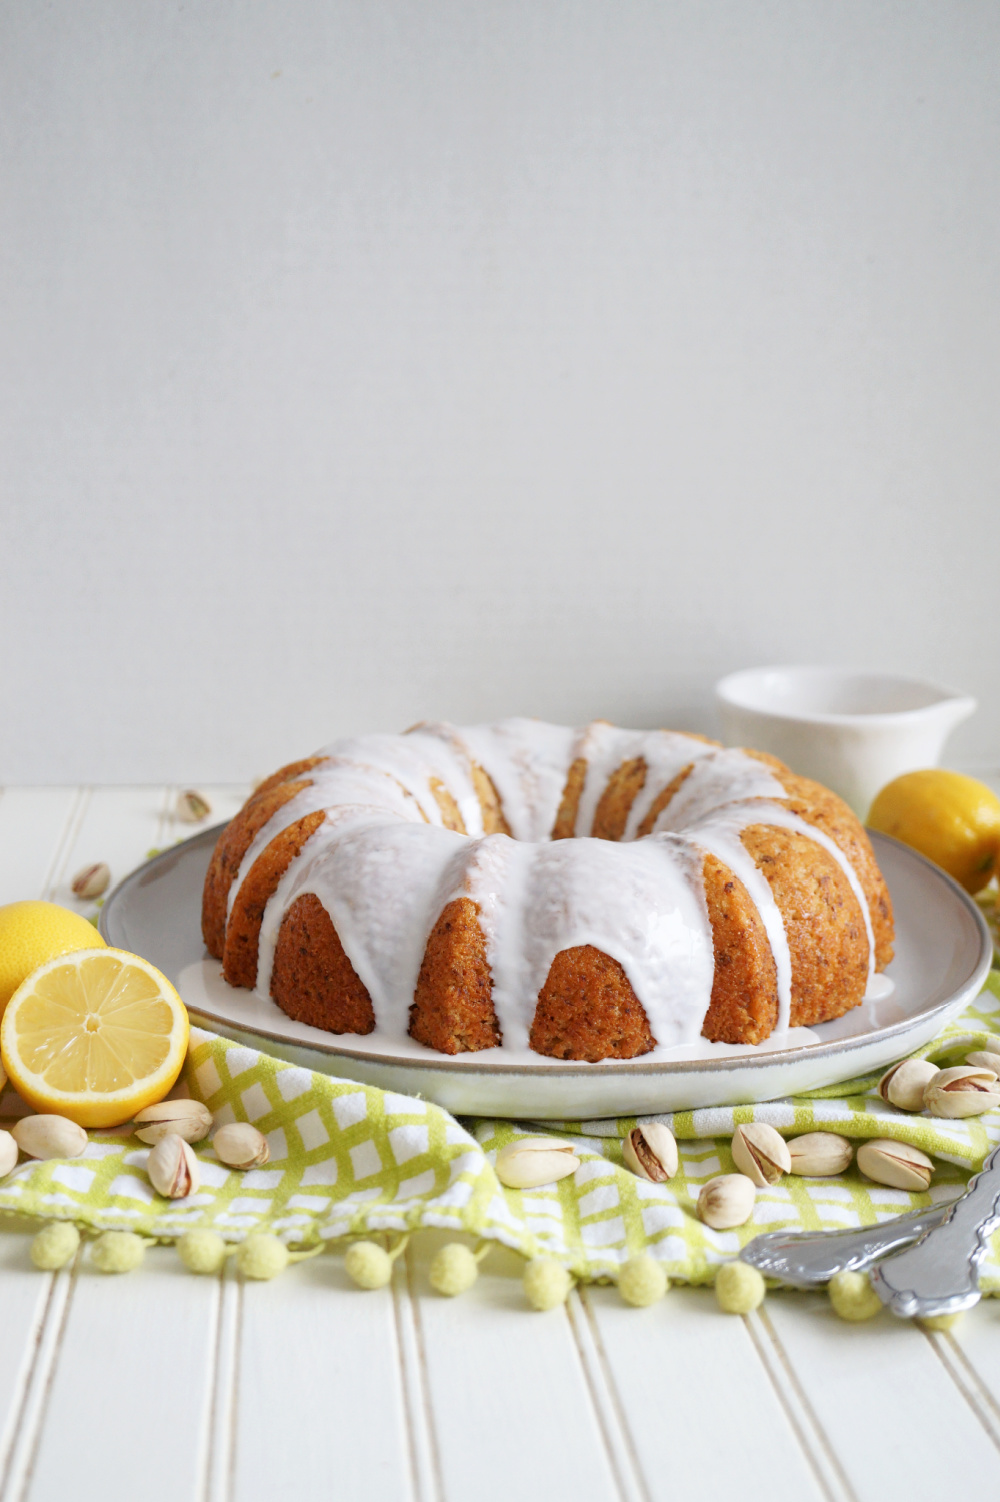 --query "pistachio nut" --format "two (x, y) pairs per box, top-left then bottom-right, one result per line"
(964, 1049), (1000, 1072)
(730, 1123), (791, 1187)
(878, 1058), (939, 1113)
(496, 1136), (580, 1190)
(622, 1123), (678, 1183)
(0, 1129), (18, 1178)
(856, 1138), (933, 1191)
(212, 1122), (270, 1169)
(71, 861), (111, 900)
(923, 1066), (1000, 1119)
(134, 1099), (214, 1145)
(697, 1174), (756, 1230)
(177, 790), (211, 823)
(12, 1114), (88, 1161)
(787, 1132), (854, 1178)
(147, 1133), (199, 1198)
